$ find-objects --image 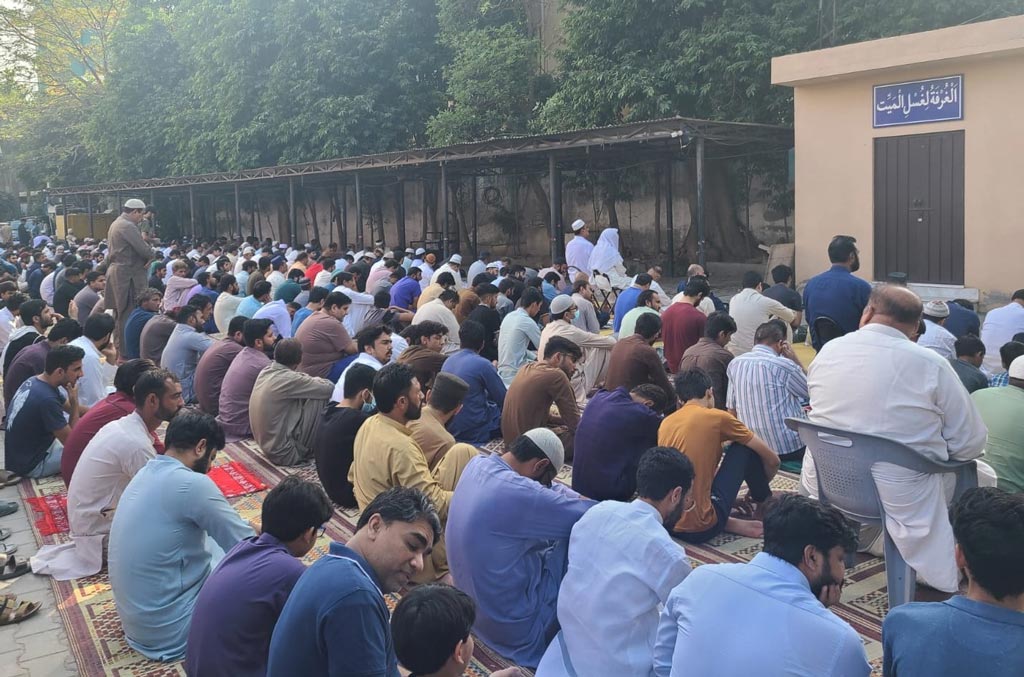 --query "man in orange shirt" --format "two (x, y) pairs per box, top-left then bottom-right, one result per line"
(658, 368), (779, 542)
